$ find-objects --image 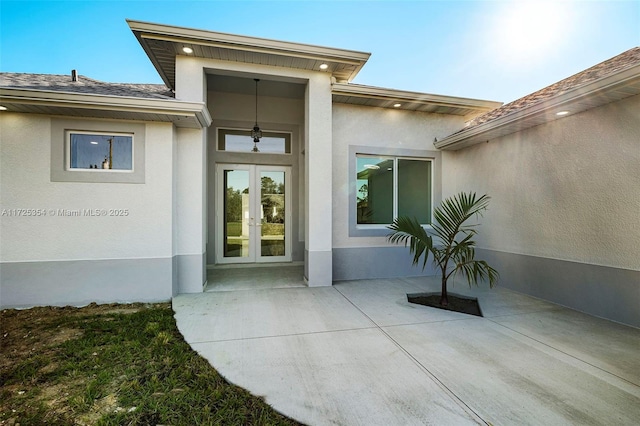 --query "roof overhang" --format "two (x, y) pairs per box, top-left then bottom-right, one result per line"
(436, 63), (640, 150)
(0, 87), (212, 128)
(127, 20), (371, 90)
(332, 83), (502, 118)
